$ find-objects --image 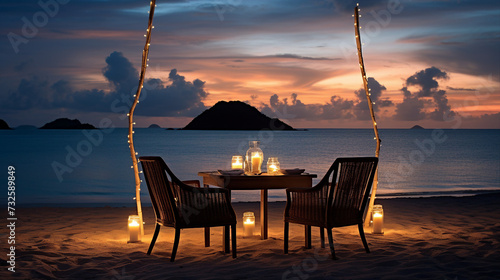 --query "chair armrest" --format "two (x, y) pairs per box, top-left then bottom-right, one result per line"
(182, 180), (201, 188)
